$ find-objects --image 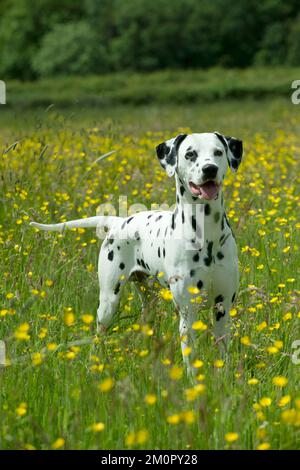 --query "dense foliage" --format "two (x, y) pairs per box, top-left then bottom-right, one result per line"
(0, 0), (300, 79)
